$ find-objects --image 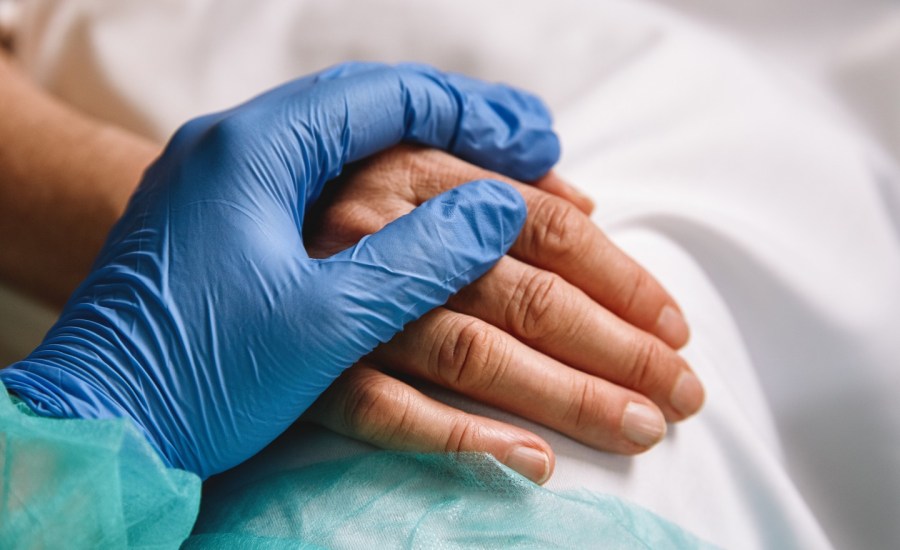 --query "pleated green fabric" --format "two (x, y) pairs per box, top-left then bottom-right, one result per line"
(189, 452), (713, 549)
(0, 383), (199, 549)
(2, 380), (710, 549)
